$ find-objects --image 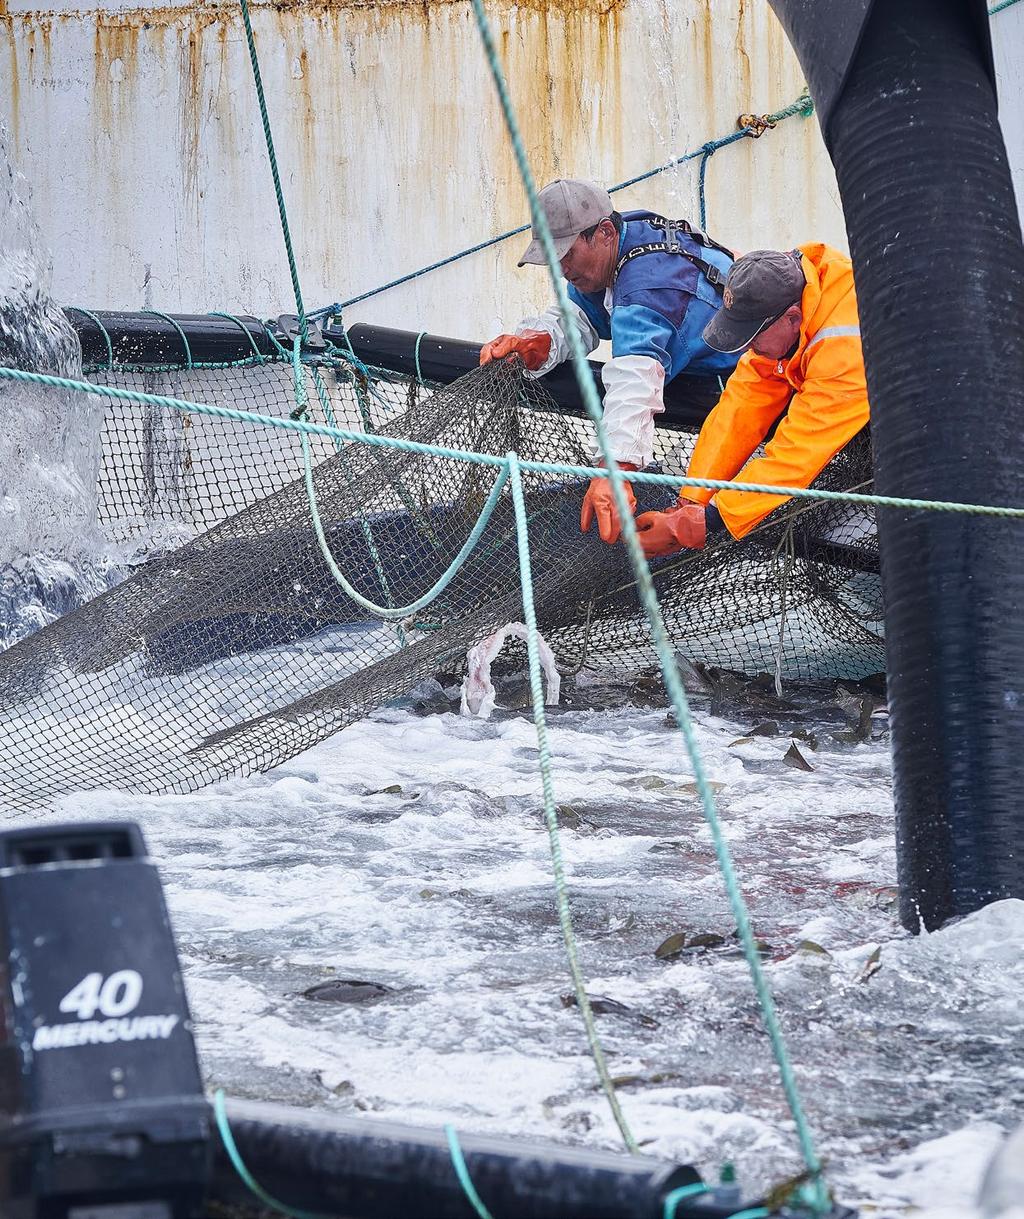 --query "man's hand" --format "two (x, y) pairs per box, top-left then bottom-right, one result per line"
(479, 330), (552, 372)
(634, 502), (707, 558)
(580, 463), (639, 545)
